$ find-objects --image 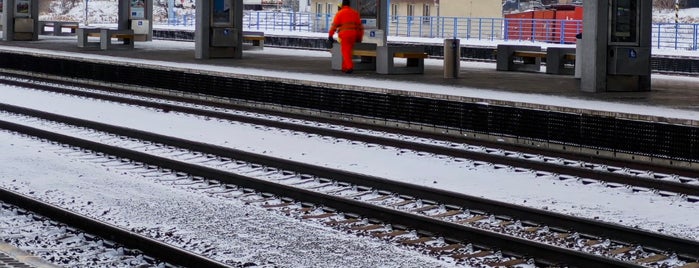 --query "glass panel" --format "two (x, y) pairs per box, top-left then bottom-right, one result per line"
(213, 0), (232, 25)
(609, 0), (638, 44)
